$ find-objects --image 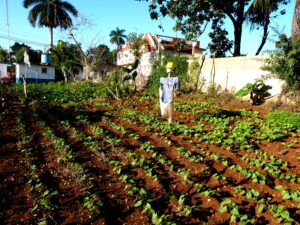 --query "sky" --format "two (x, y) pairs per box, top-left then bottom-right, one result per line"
(0, 0), (297, 56)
